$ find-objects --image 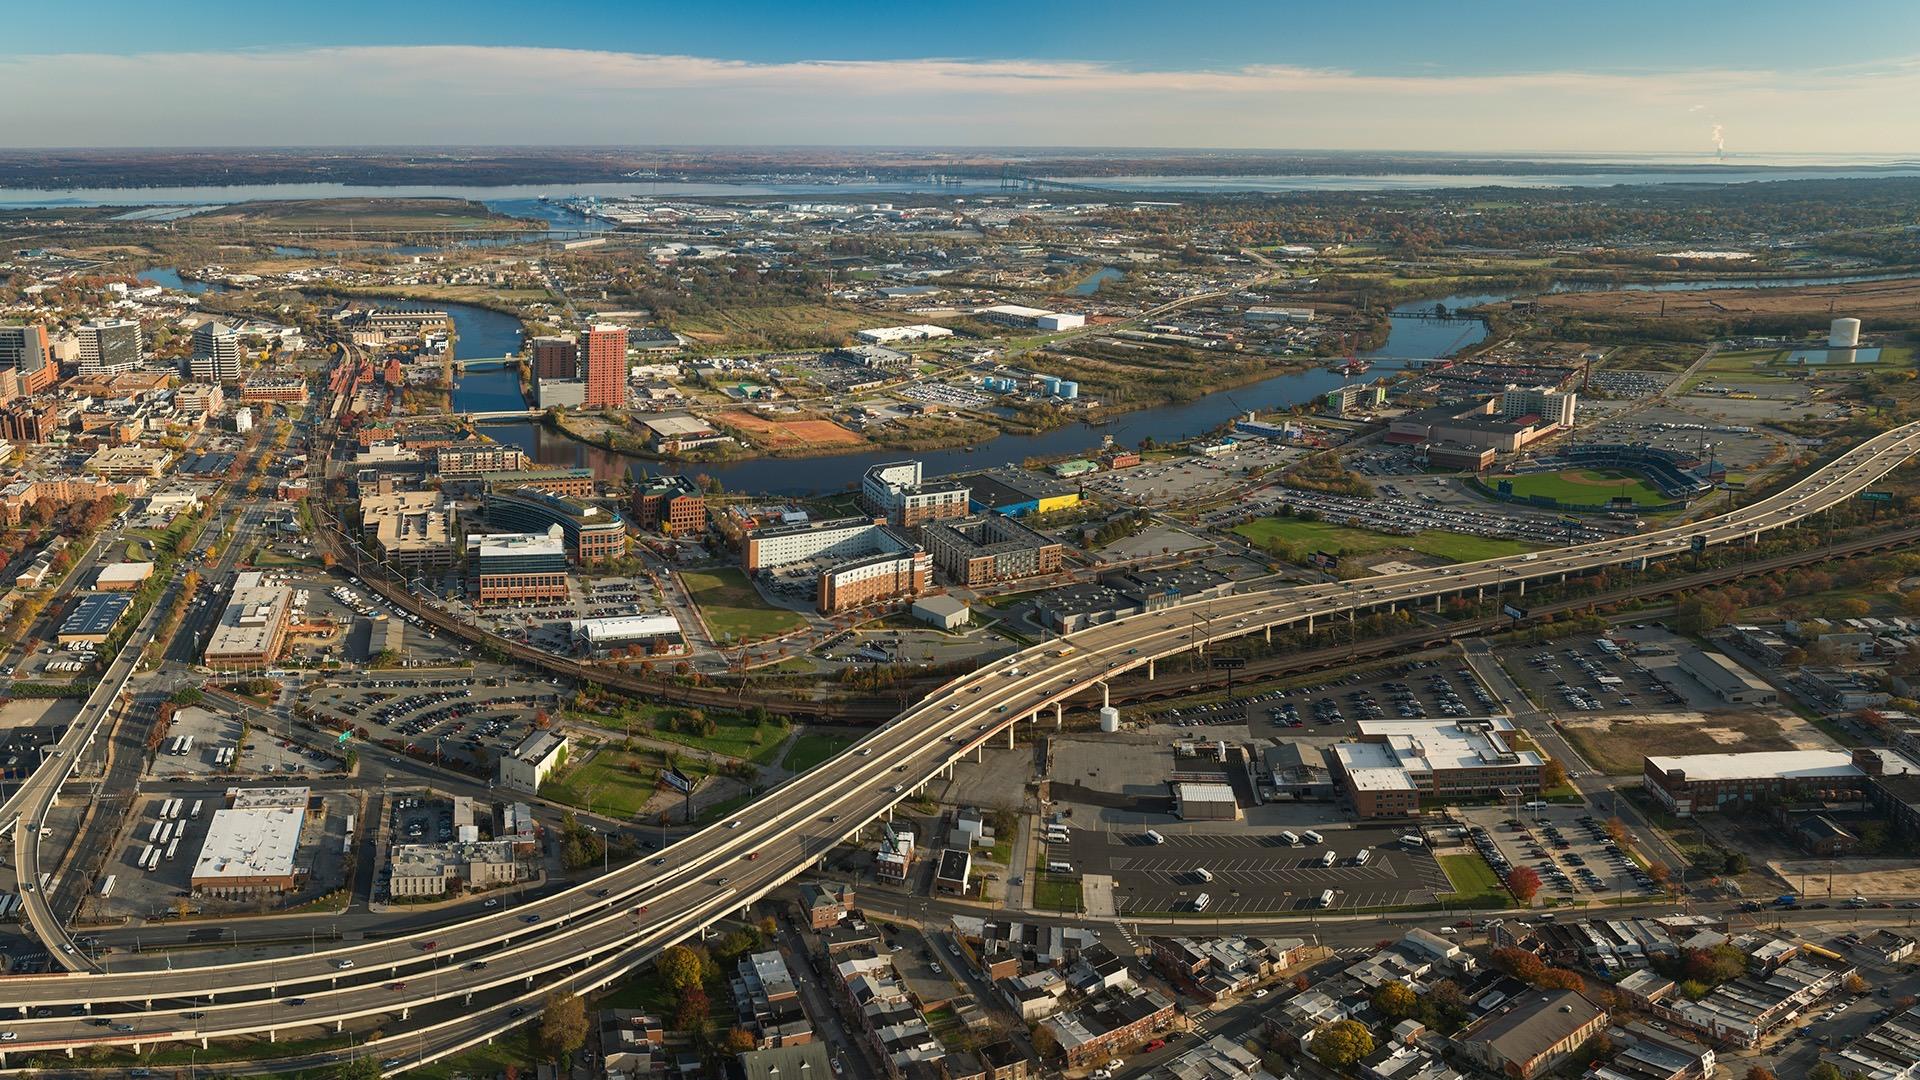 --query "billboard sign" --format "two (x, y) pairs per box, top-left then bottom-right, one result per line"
(663, 769), (694, 794)
(1501, 604), (1528, 621)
